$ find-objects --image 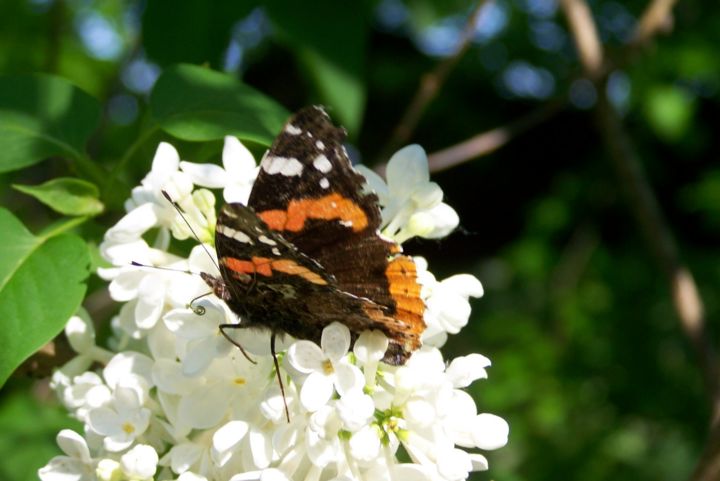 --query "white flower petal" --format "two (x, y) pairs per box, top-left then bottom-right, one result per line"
(152, 142), (180, 174)
(349, 425), (381, 462)
(355, 165), (389, 201)
(472, 413), (509, 450)
(287, 341), (325, 373)
(386, 145), (430, 195)
(65, 316), (95, 355)
(321, 322), (351, 361)
(108, 269), (146, 302)
(354, 329), (388, 364)
(120, 444), (158, 479)
(103, 352), (154, 390)
(420, 202), (459, 238)
(169, 443), (203, 474)
(56, 430), (91, 463)
(180, 161), (227, 188)
(248, 428), (272, 469)
(437, 448), (472, 481)
(212, 420), (249, 466)
(223, 136), (256, 174)
(300, 372), (334, 412)
(469, 453), (489, 471)
(445, 353), (491, 388)
(333, 362), (364, 397)
(179, 382), (231, 429)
